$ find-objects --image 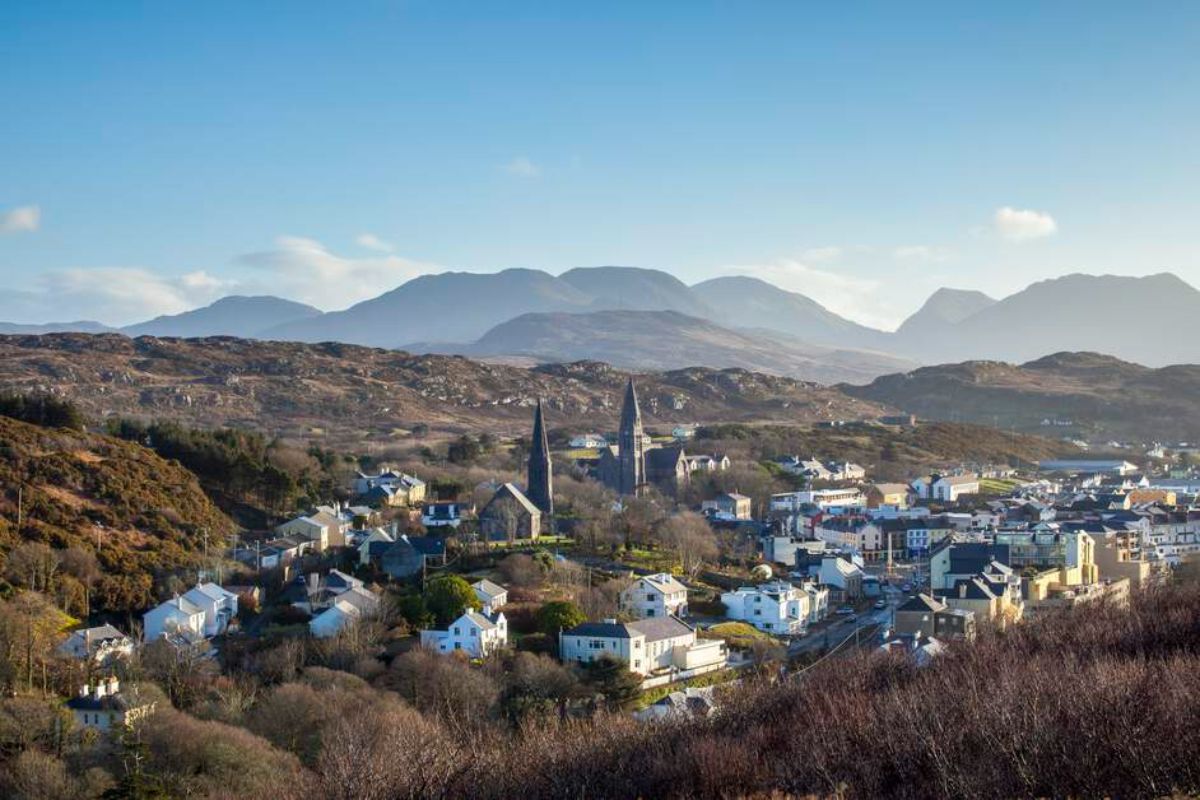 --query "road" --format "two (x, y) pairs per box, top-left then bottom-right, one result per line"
(787, 584), (904, 658)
